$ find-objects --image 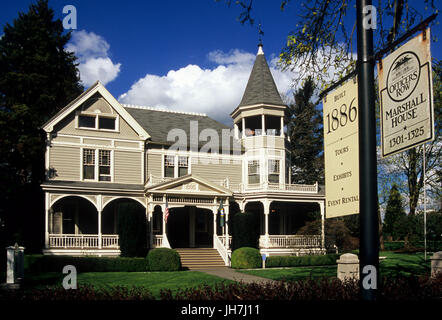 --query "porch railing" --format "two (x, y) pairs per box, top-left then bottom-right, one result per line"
(214, 235), (231, 266)
(232, 182), (319, 194)
(259, 235), (321, 249)
(48, 234), (119, 249)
